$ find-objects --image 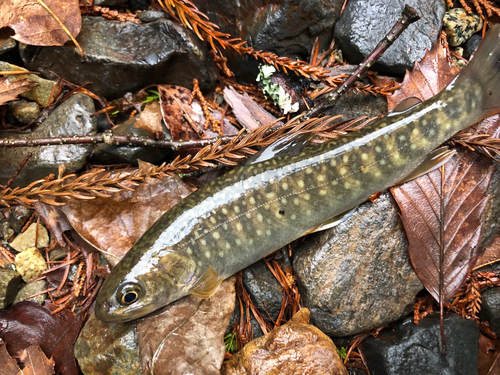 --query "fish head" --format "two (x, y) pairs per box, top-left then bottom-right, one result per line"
(95, 248), (198, 323)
